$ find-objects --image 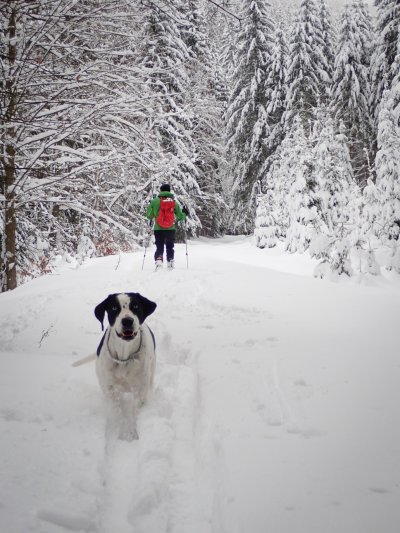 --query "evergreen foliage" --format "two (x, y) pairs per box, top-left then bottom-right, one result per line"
(254, 190), (278, 249)
(371, 0), (400, 120)
(310, 115), (359, 277)
(283, 120), (317, 253)
(137, 1), (201, 232)
(375, 91), (400, 272)
(284, 0), (331, 134)
(261, 26), (289, 176)
(331, 2), (374, 186)
(225, 0), (275, 234)
(182, 0), (227, 236)
(317, 0), (336, 84)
